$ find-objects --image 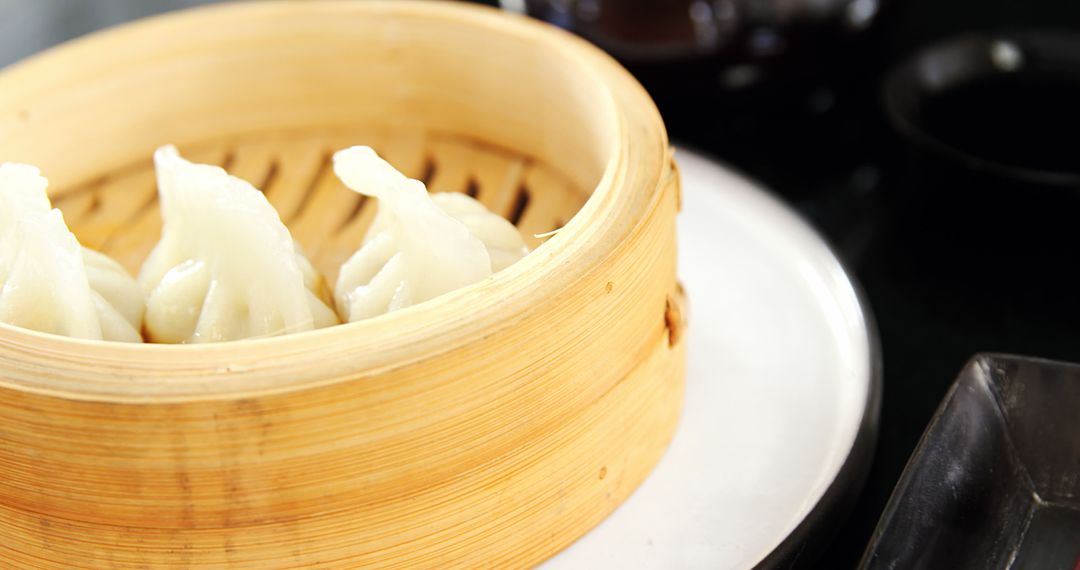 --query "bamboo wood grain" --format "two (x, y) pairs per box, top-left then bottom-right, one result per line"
(0, 2), (684, 568)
